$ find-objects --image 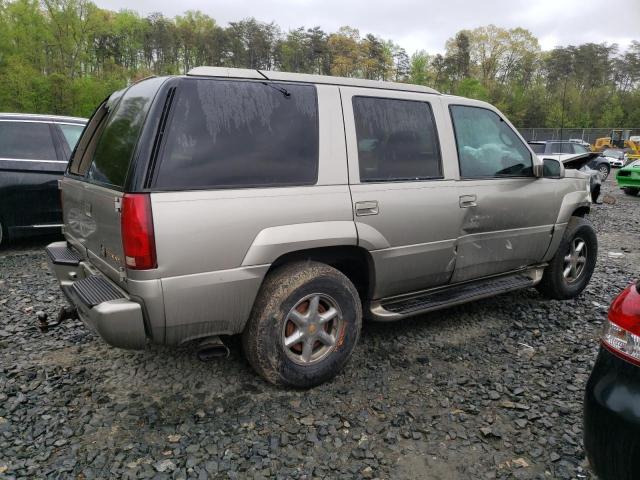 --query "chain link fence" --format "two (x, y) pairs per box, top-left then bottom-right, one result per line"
(518, 128), (640, 145)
